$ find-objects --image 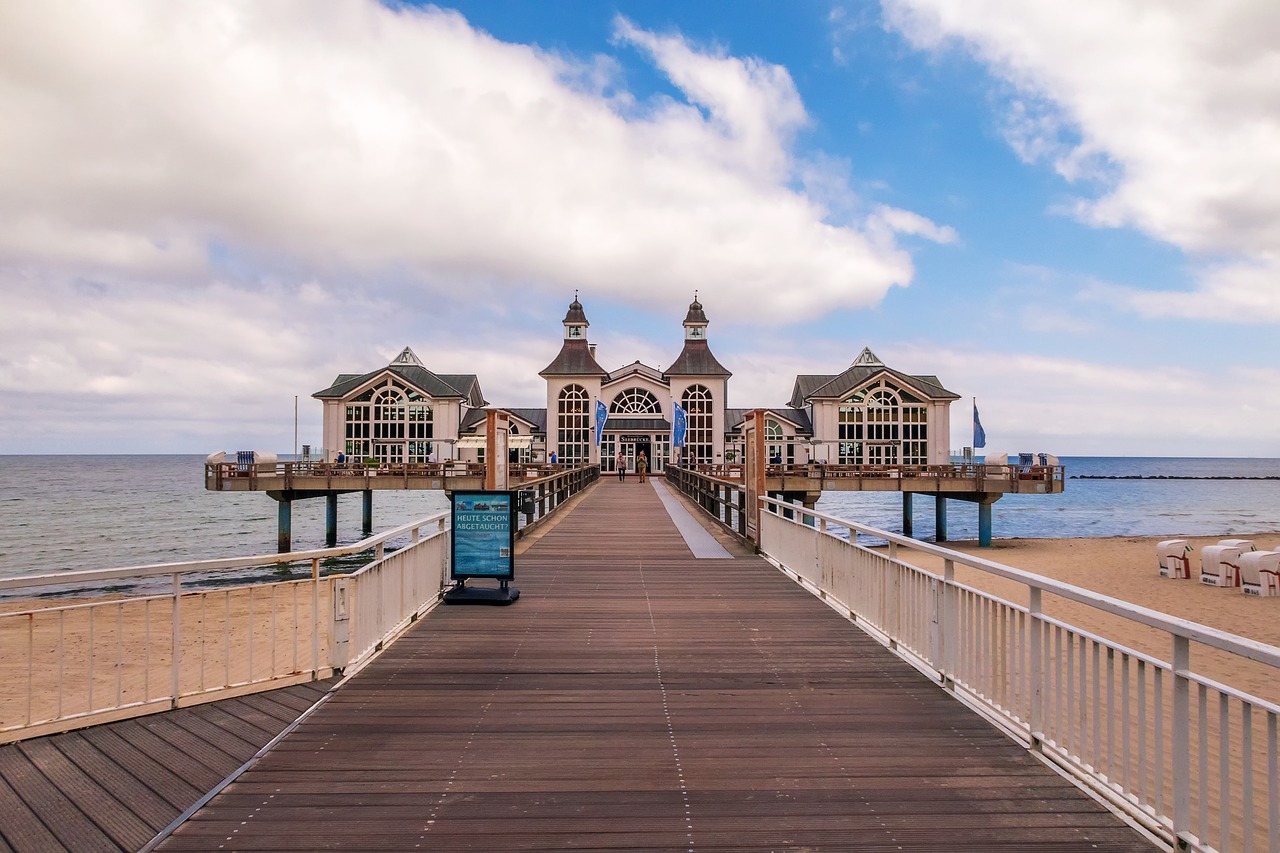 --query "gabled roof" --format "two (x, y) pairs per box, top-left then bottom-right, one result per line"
(789, 360), (959, 407)
(460, 407), (548, 434)
(665, 340), (731, 377)
(724, 408), (813, 434)
(437, 375), (486, 408)
(505, 408), (548, 433)
(313, 361), (486, 405)
(539, 339), (608, 377)
(604, 360), (667, 386)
